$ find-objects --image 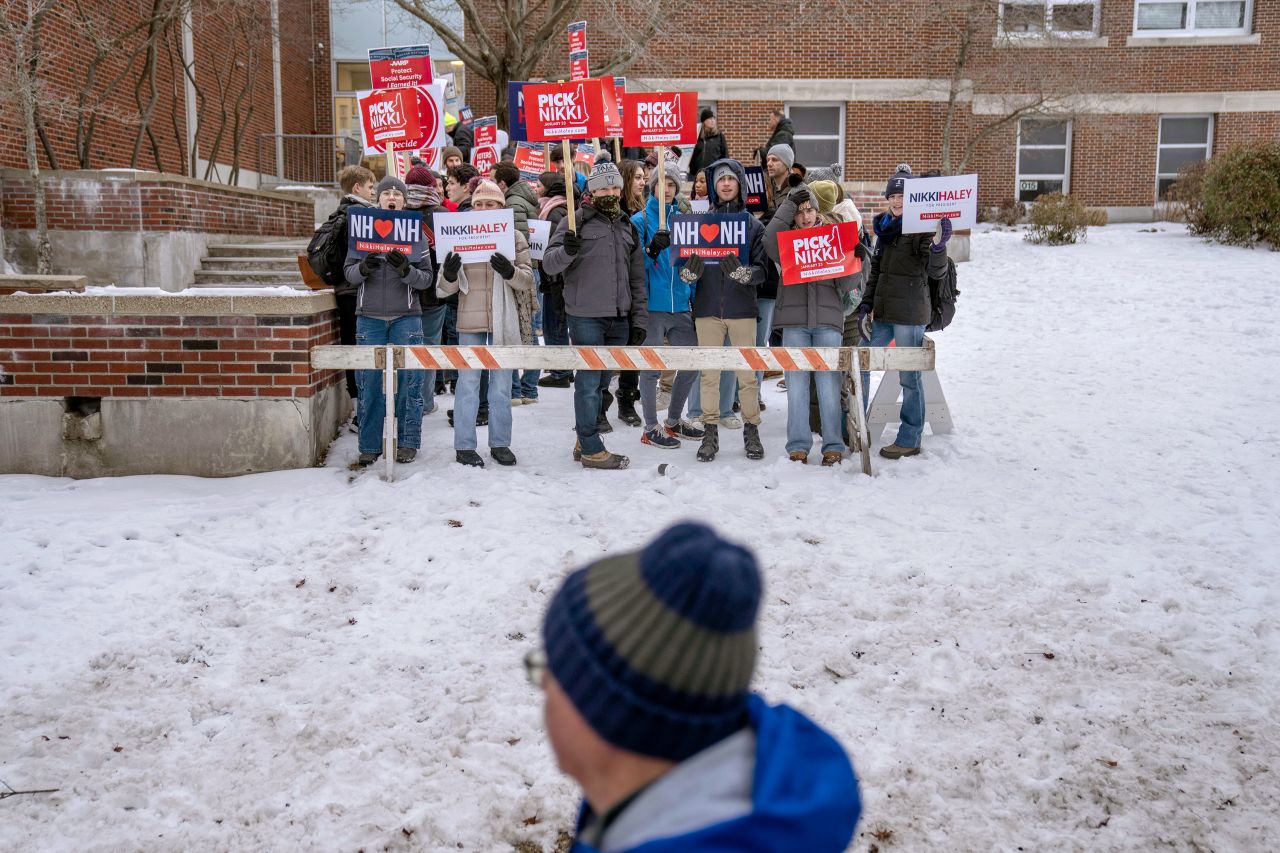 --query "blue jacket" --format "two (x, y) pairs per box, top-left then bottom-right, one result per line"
(631, 195), (690, 314)
(570, 695), (861, 853)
